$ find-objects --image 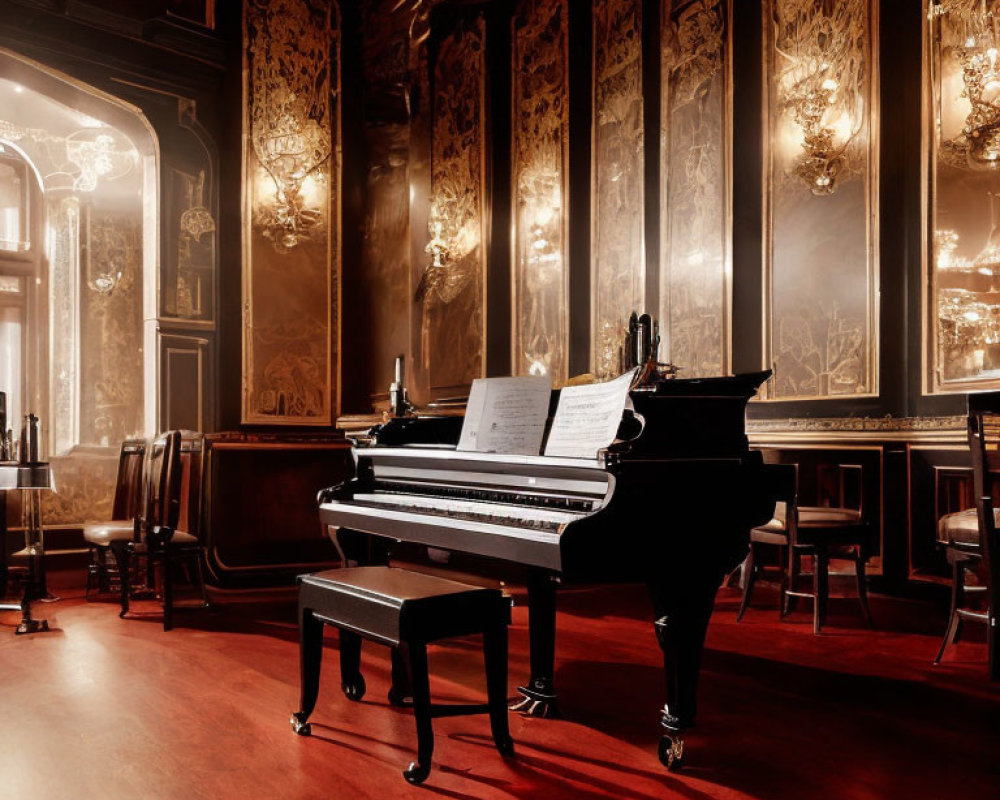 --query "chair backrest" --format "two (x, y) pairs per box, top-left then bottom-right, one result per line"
(110, 438), (146, 521)
(137, 431), (182, 540)
(176, 431), (205, 538)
